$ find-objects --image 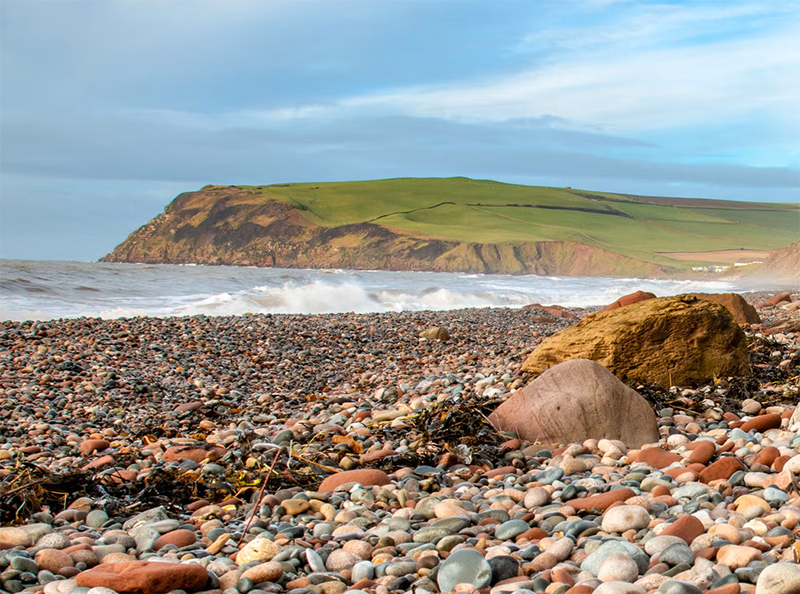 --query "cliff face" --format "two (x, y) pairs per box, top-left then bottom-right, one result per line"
(102, 186), (668, 276)
(758, 241), (800, 278)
